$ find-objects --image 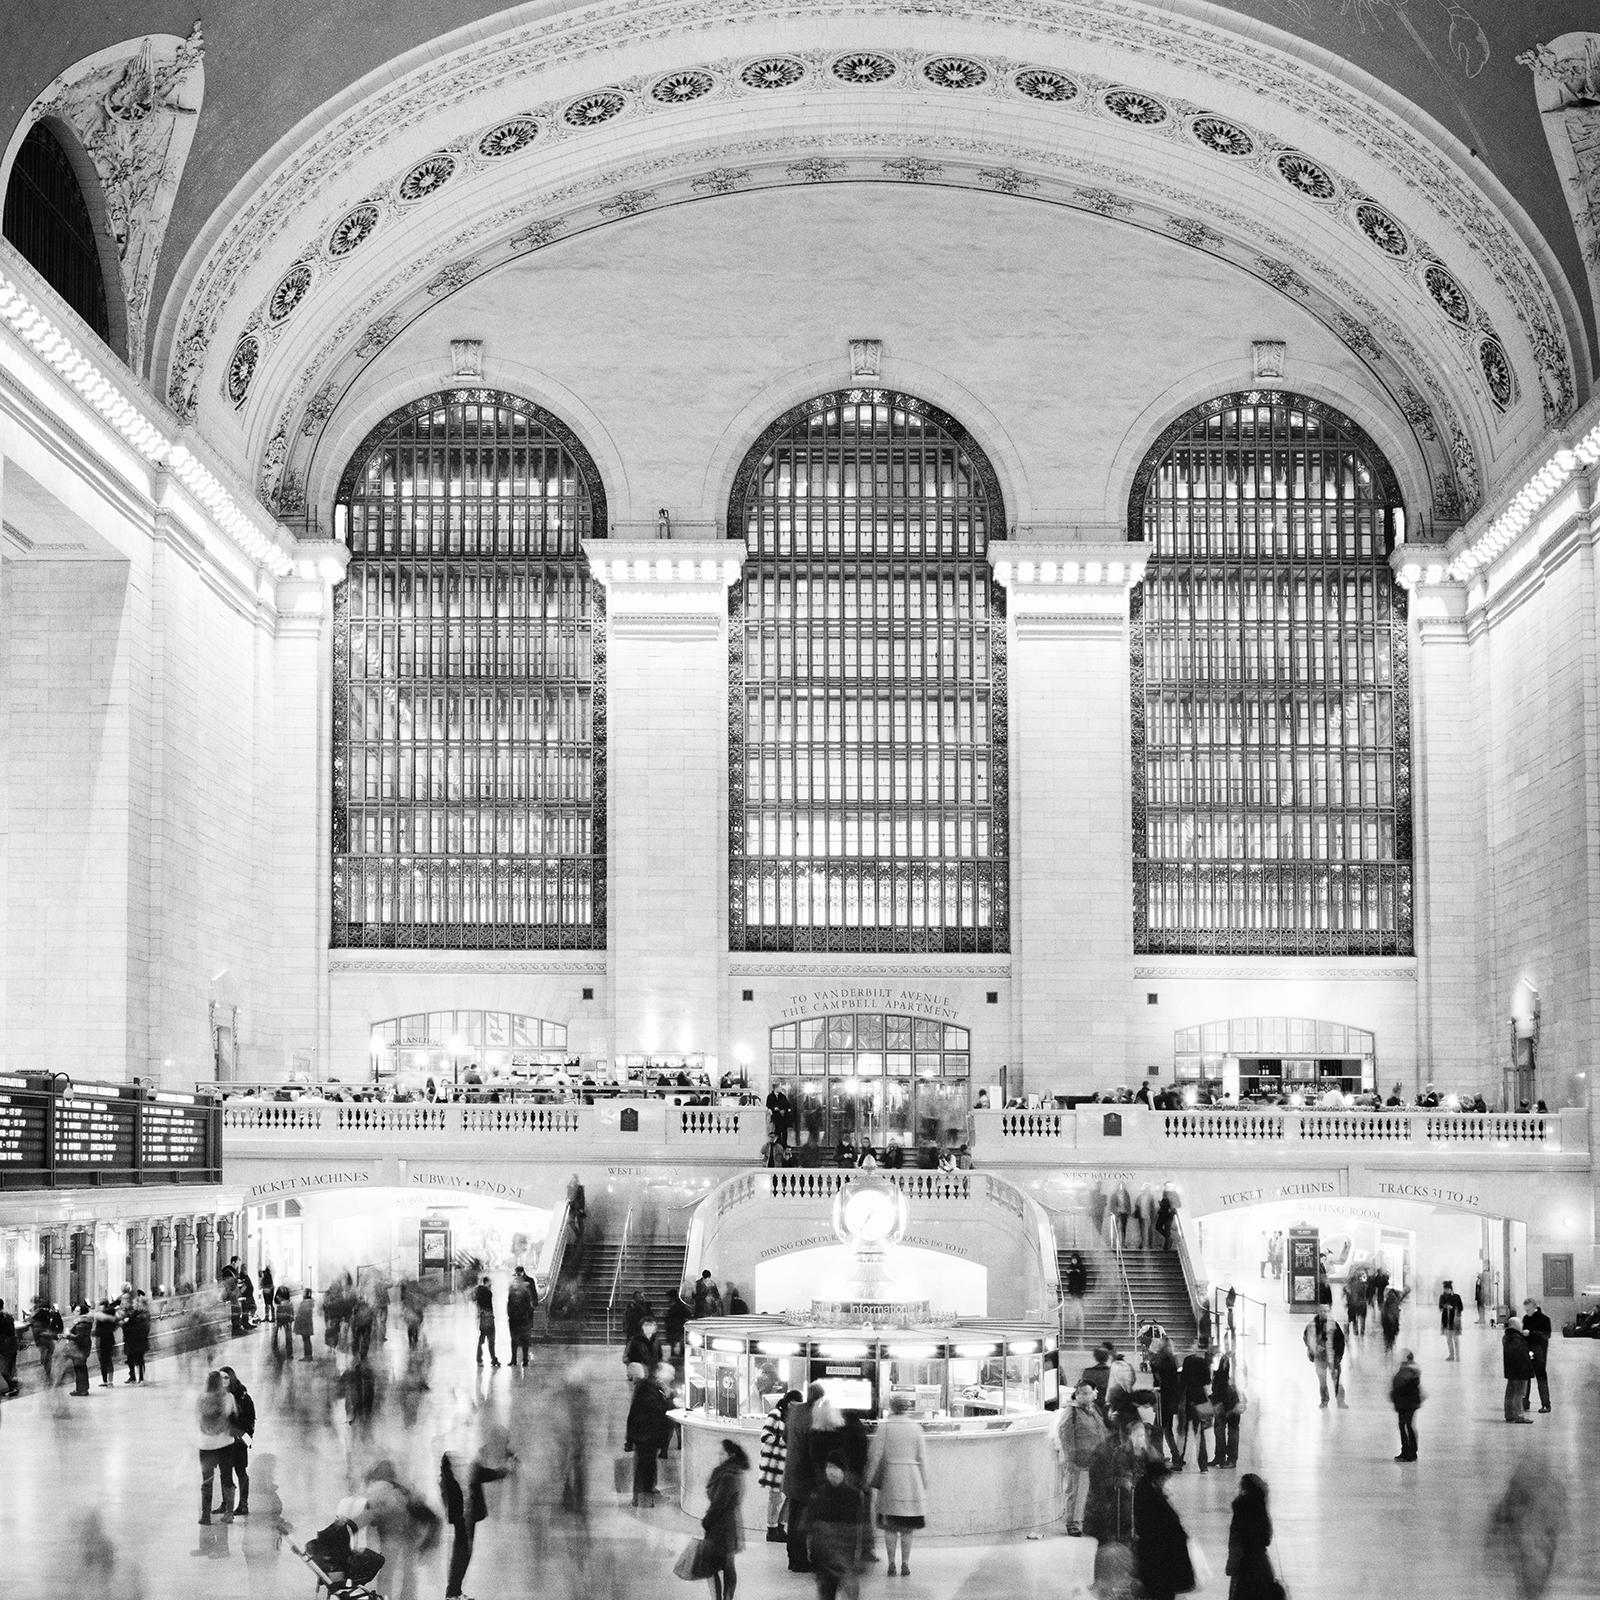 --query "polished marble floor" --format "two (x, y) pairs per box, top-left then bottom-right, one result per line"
(0, 1289), (1593, 1600)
